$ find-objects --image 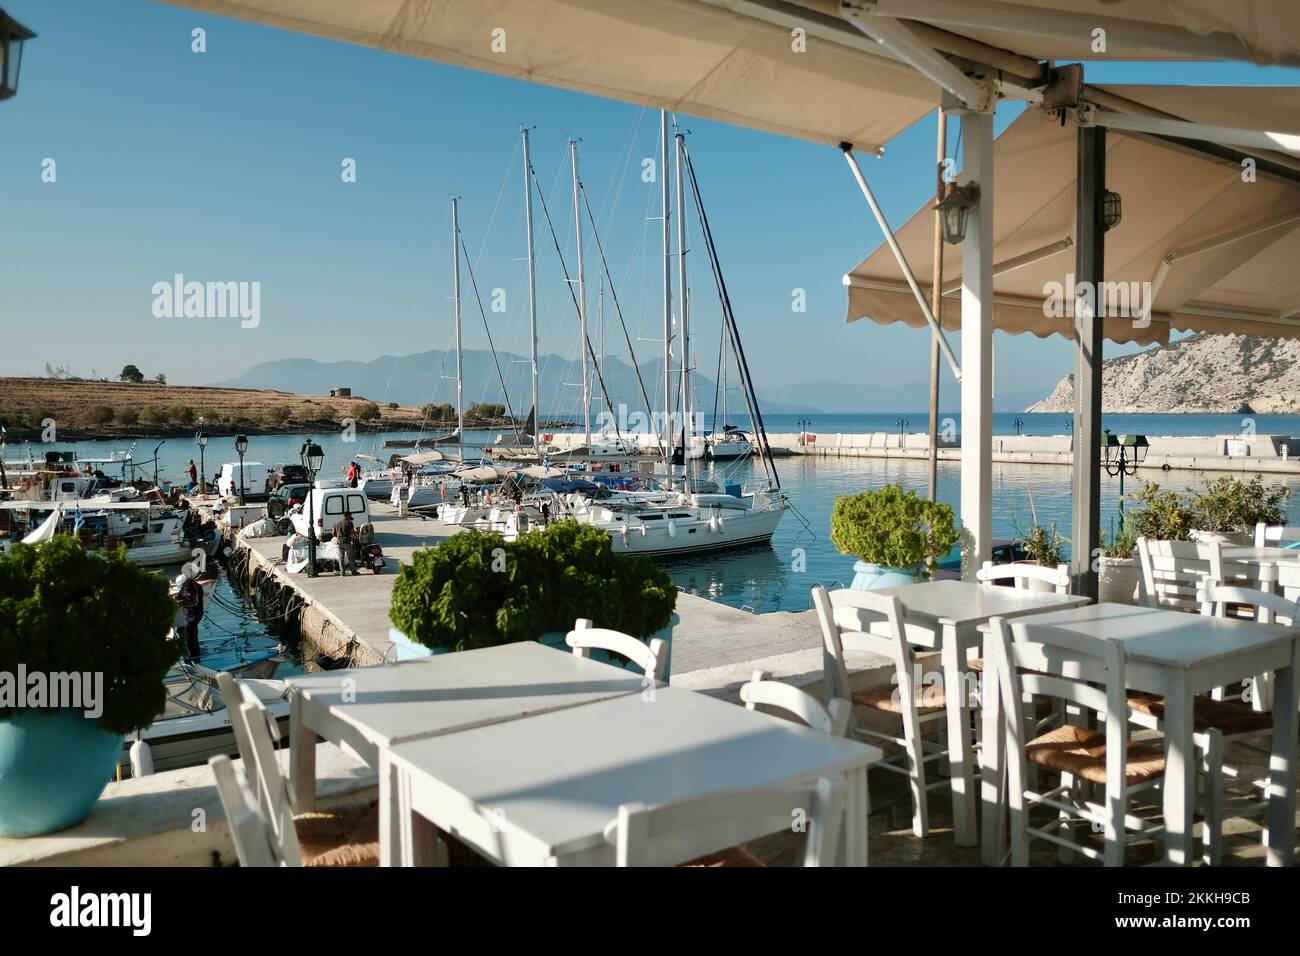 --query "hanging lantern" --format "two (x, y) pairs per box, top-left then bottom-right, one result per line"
(935, 182), (981, 245)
